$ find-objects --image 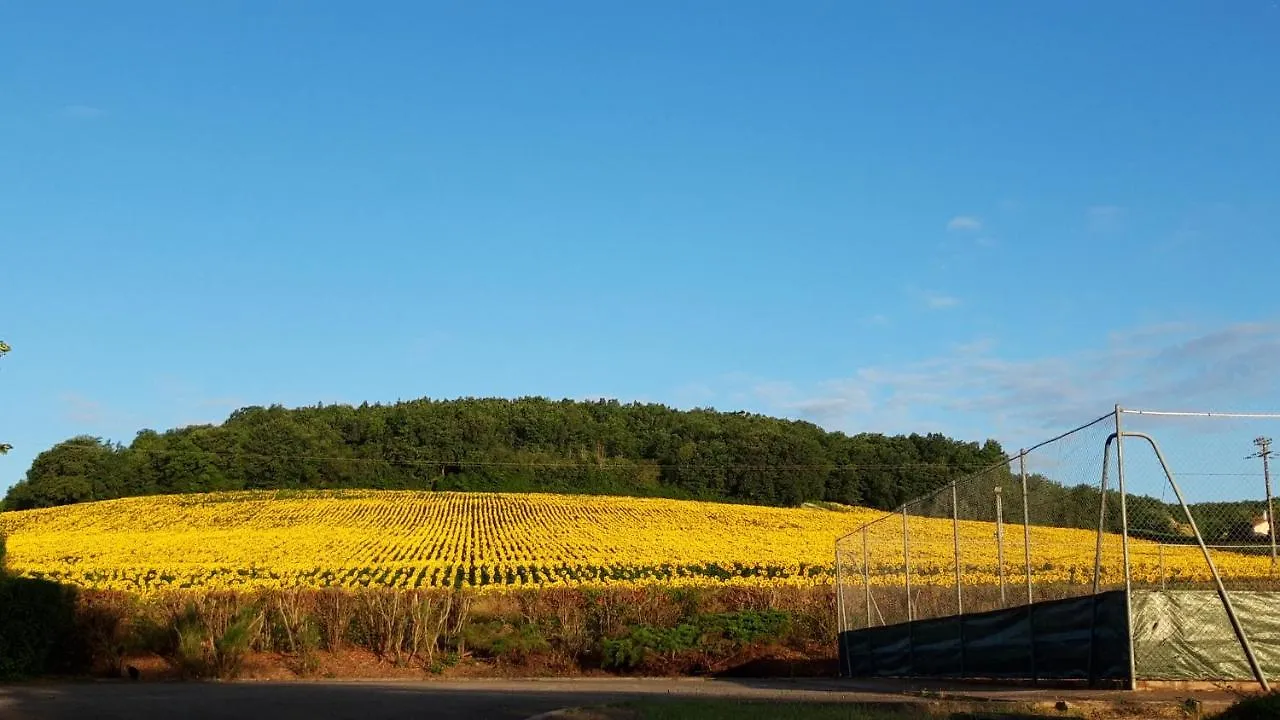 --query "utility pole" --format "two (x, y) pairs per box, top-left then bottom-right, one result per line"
(1249, 437), (1275, 566)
